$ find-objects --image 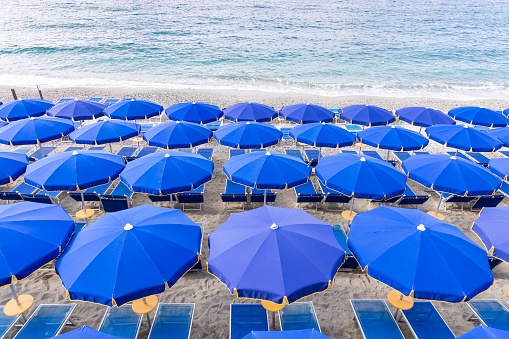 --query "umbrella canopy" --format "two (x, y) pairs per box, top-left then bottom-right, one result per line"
(47, 100), (106, 121)
(24, 150), (125, 191)
(120, 151), (214, 195)
(340, 105), (395, 126)
(357, 125), (429, 151)
(223, 151), (311, 190)
(208, 205), (345, 304)
(395, 107), (455, 127)
(402, 154), (502, 196)
(51, 326), (125, 339)
(426, 124), (503, 152)
(214, 121), (282, 149)
(243, 329), (330, 339)
(69, 120), (141, 145)
(0, 99), (54, 122)
(0, 150), (29, 185)
(223, 102), (278, 122)
(0, 116), (75, 146)
(0, 202), (75, 287)
(104, 99), (163, 120)
(55, 205), (202, 306)
(458, 325), (509, 338)
(488, 127), (509, 147)
(488, 158), (509, 180)
(165, 101), (223, 124)
(348, 206), (494, 302)
(315, 153), (407, 200)
(289, 122), (356, 148)
(143, 121), (212, 149)
(448, 107), (509, 127)
(279, 103), (334, 124)
(472, 206), (509, 263)
(0, 120), (8, 128)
